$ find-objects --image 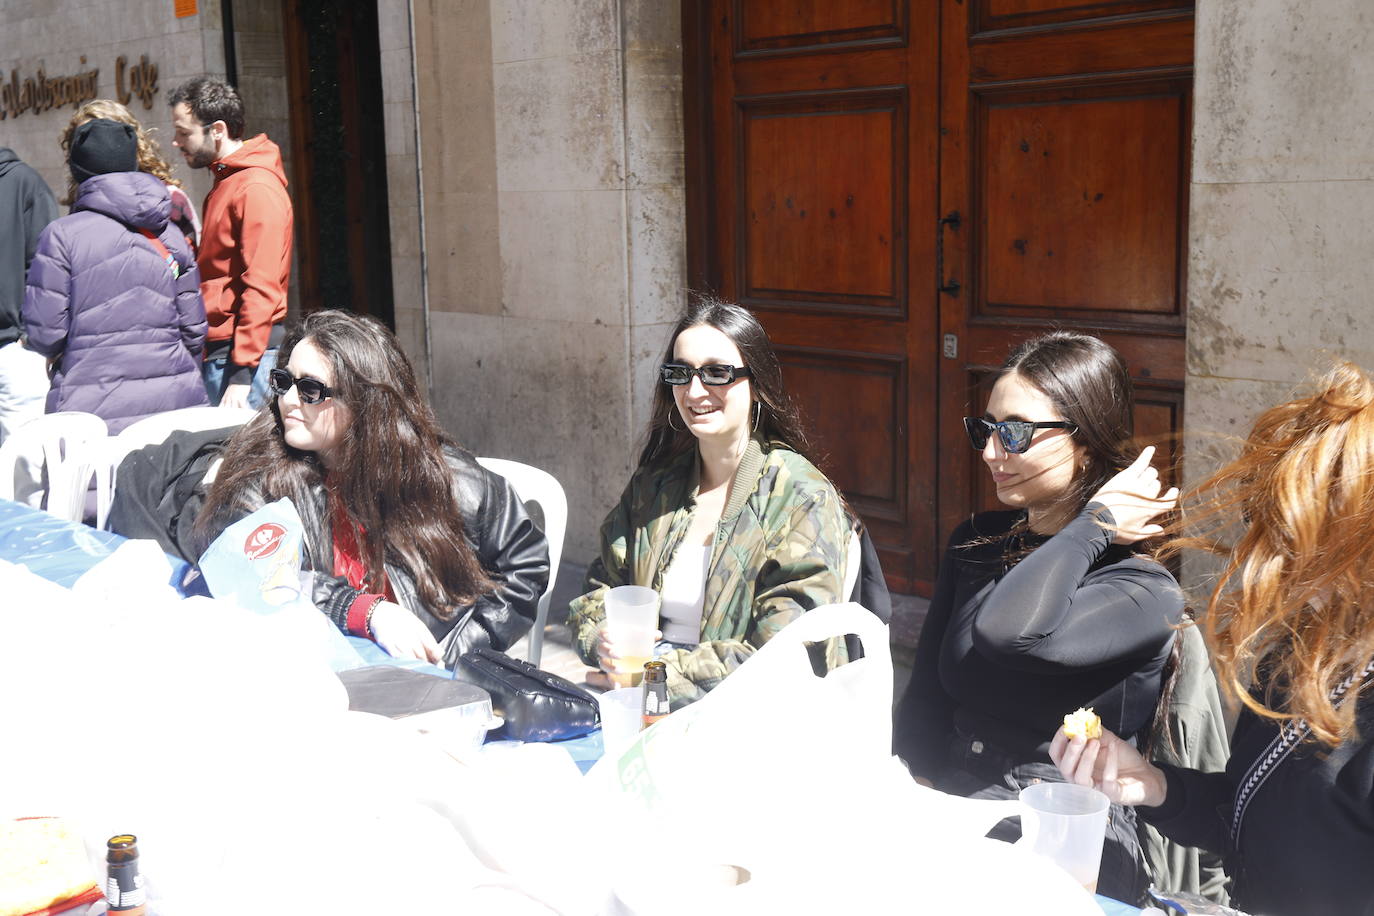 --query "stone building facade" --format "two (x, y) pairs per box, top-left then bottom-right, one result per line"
(1, 0), (1369, 574)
